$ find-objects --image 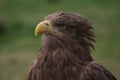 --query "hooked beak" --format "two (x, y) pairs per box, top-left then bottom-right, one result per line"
(35, 20), (52, 36)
